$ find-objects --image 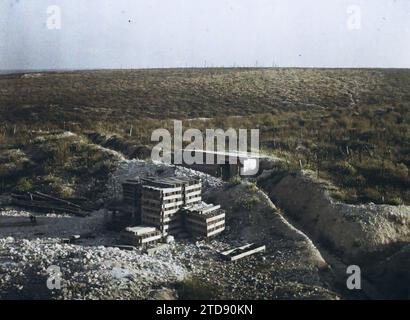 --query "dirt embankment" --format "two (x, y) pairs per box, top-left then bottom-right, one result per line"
(259, 170), (410, 262)
(258, 170), (410, 298)
(86, 132), (151, 160)
(203, 181), (341, 299)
